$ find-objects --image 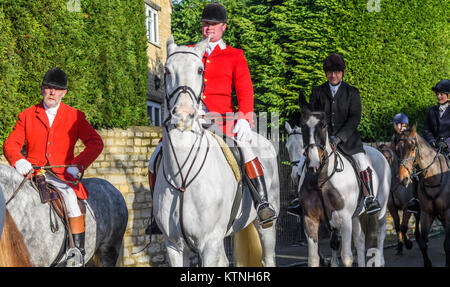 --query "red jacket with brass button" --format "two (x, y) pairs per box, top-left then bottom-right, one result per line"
(201, 44), (254, 136)
(3, 101), (104, 199)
